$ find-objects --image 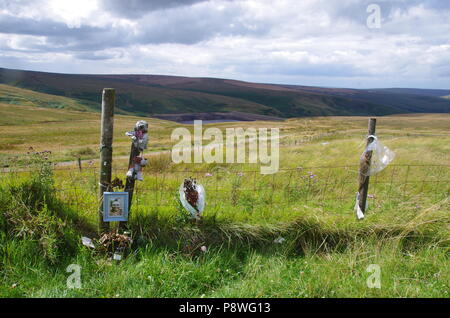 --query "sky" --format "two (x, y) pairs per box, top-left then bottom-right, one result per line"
(0, 0), (449, 89)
